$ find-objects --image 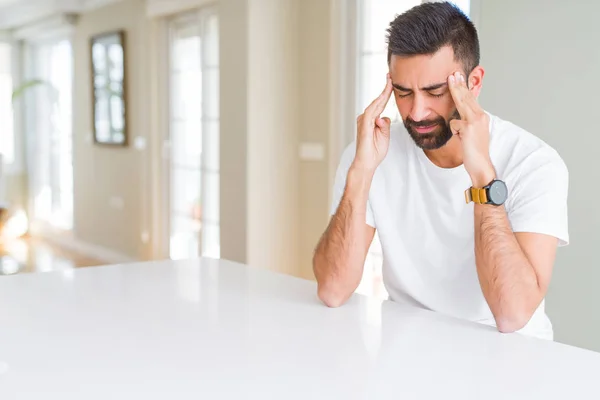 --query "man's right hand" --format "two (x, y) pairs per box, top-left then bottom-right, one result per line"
(313, 78), (391, 308)
(353, 74), (394, 173)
